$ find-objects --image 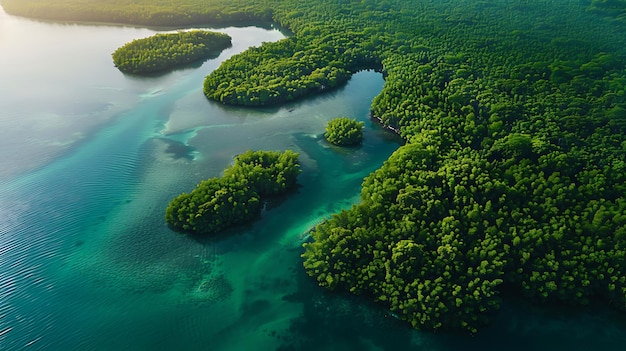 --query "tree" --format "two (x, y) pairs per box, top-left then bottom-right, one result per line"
(112, 30), (231, 74)
(165, 150), (301, 235)
(324, 117), (364, 146)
